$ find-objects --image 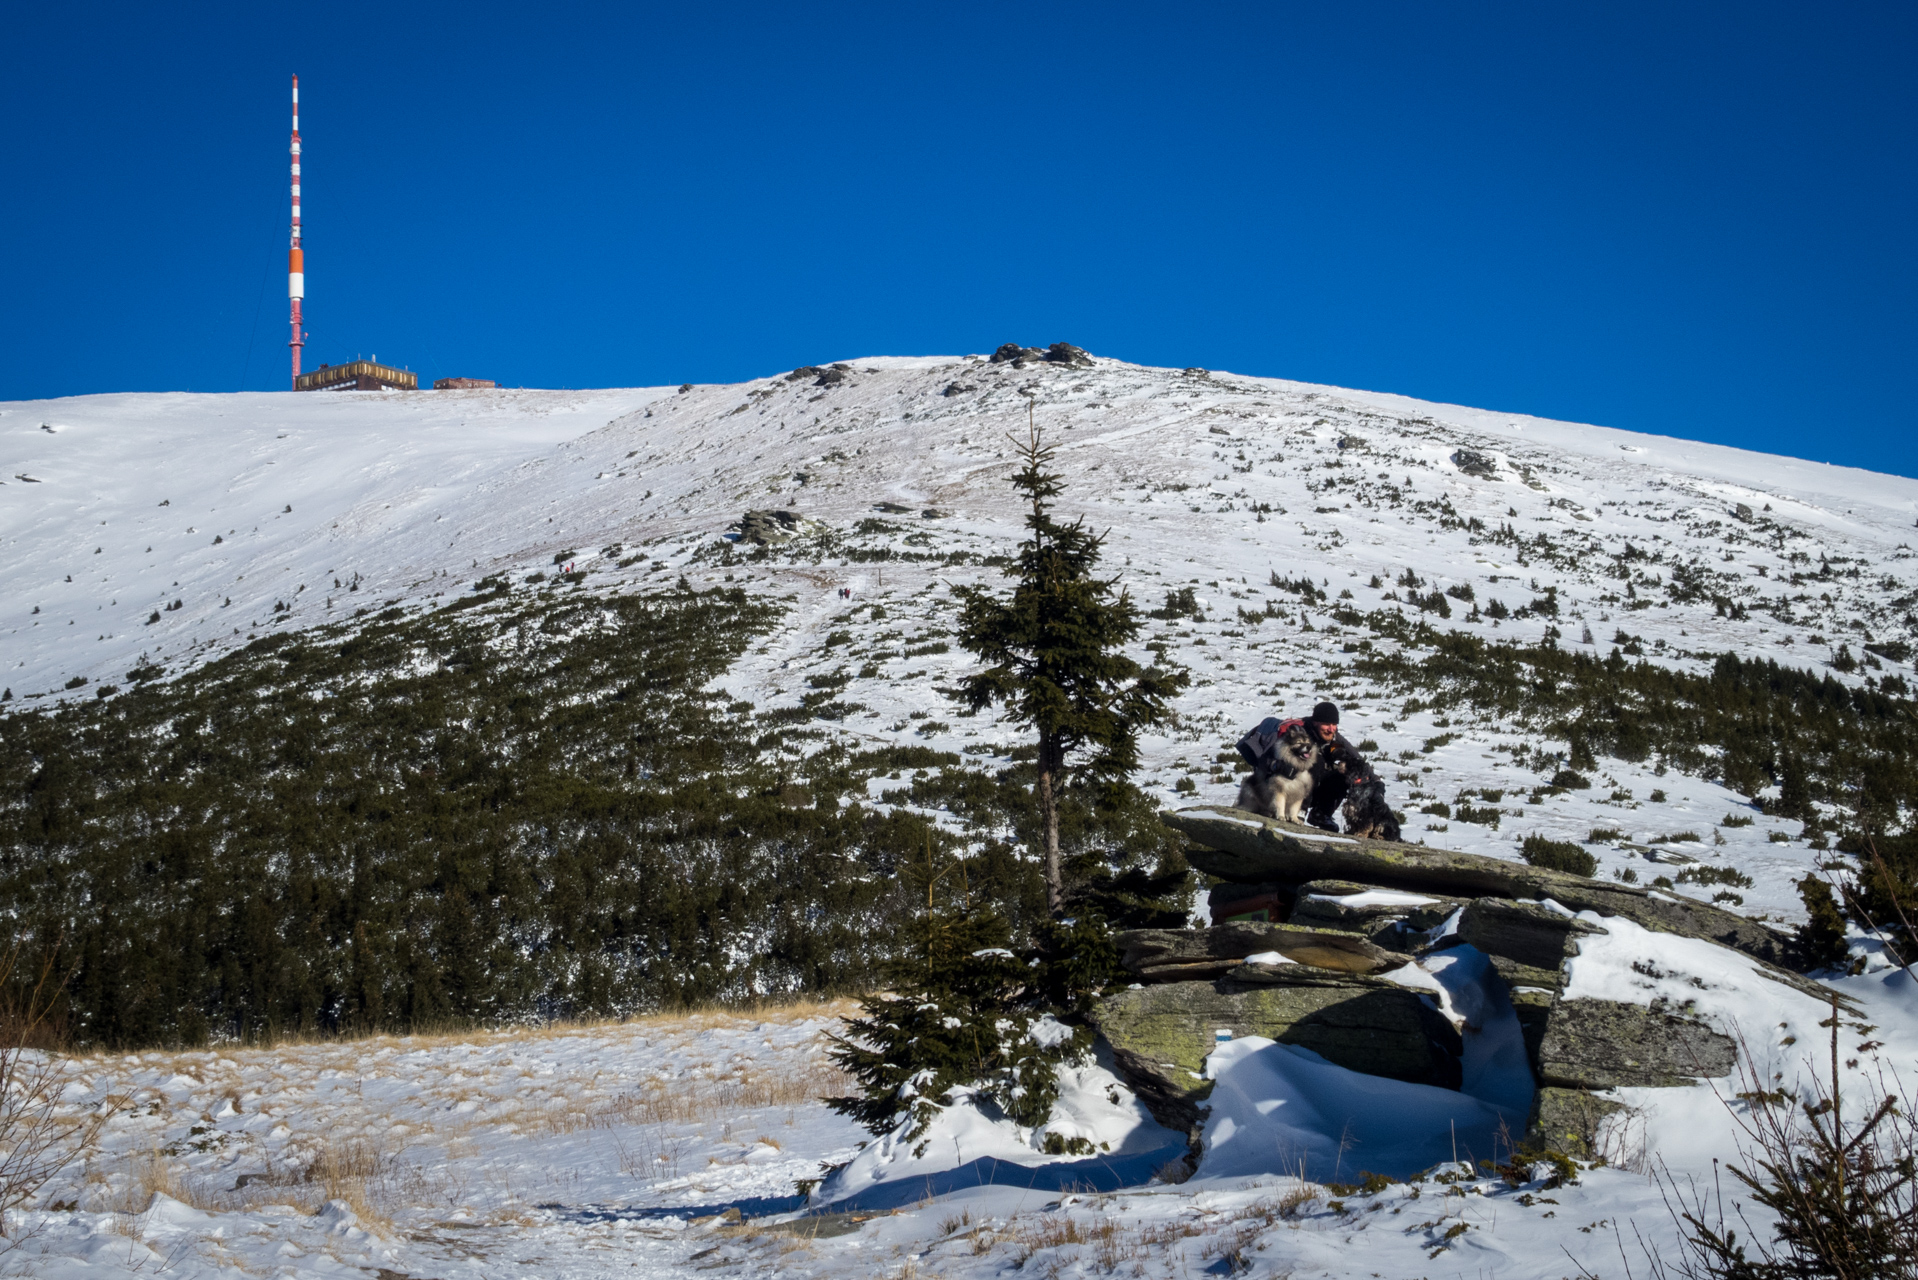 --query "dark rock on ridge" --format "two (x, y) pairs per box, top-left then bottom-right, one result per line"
(989, 342), (1093, 368)
(733, 510), (809, 545)
(1452, 448), (1500, 479)
(785, 363), (851, 386)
